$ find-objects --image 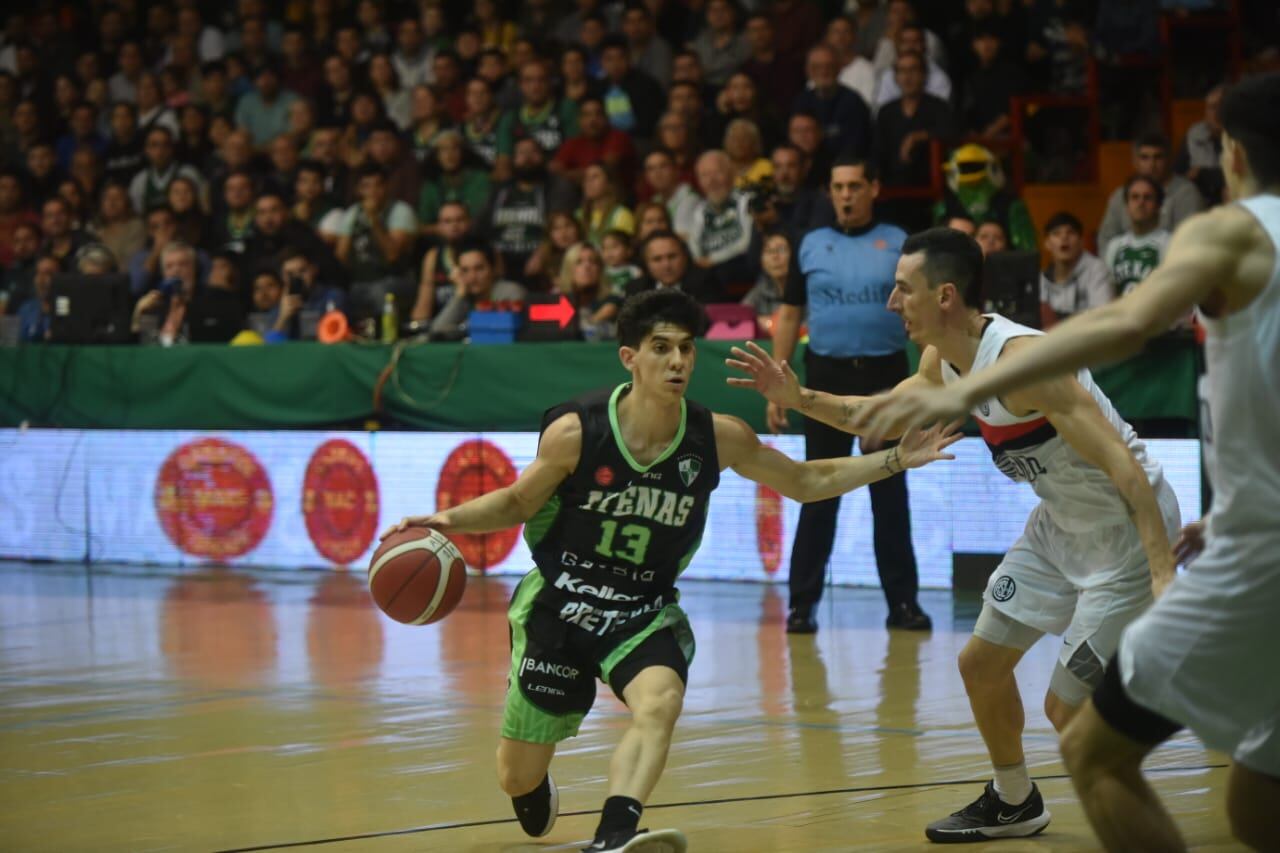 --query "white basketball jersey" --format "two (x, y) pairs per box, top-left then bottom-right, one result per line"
(941, 314), (1165, 534)
(1197, 195), (1280, 542)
